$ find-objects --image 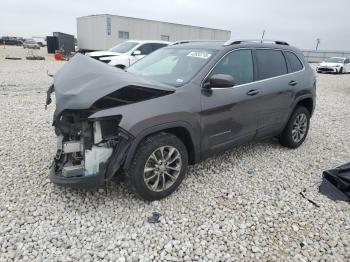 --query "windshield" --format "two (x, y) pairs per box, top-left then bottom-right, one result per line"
(127, 48), (217, 87)
(325, 57), (345, 63)
(109, 42), (139, 53)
